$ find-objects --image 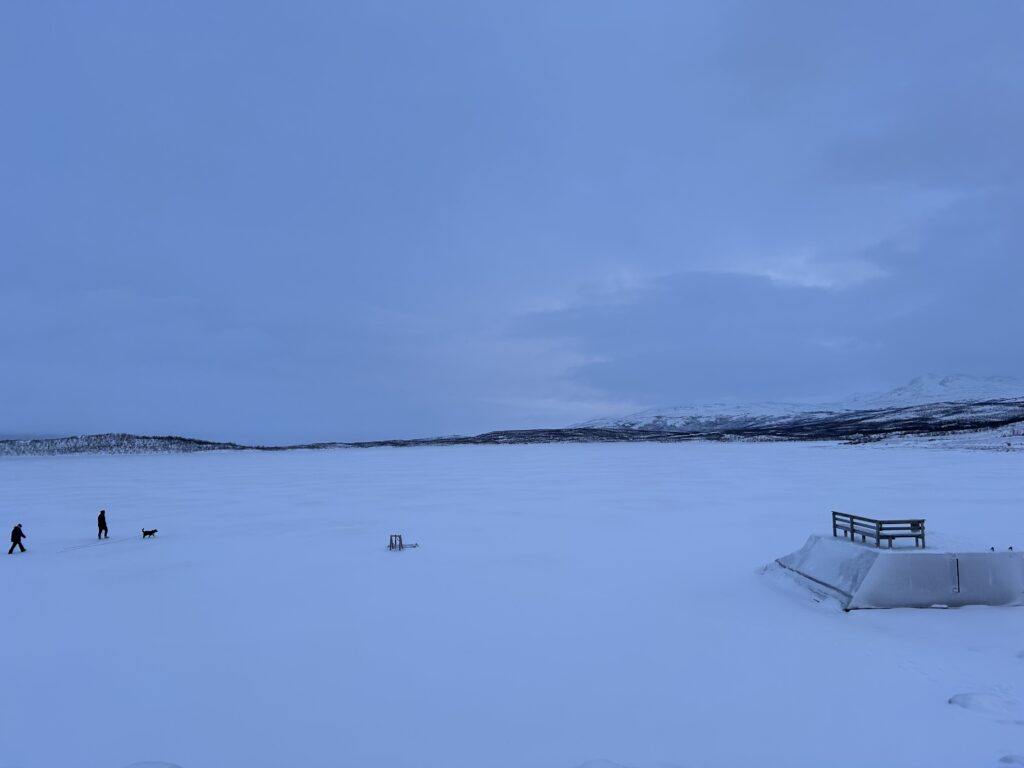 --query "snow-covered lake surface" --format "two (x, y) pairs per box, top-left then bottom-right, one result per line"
(2, 443), (1023, 768)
